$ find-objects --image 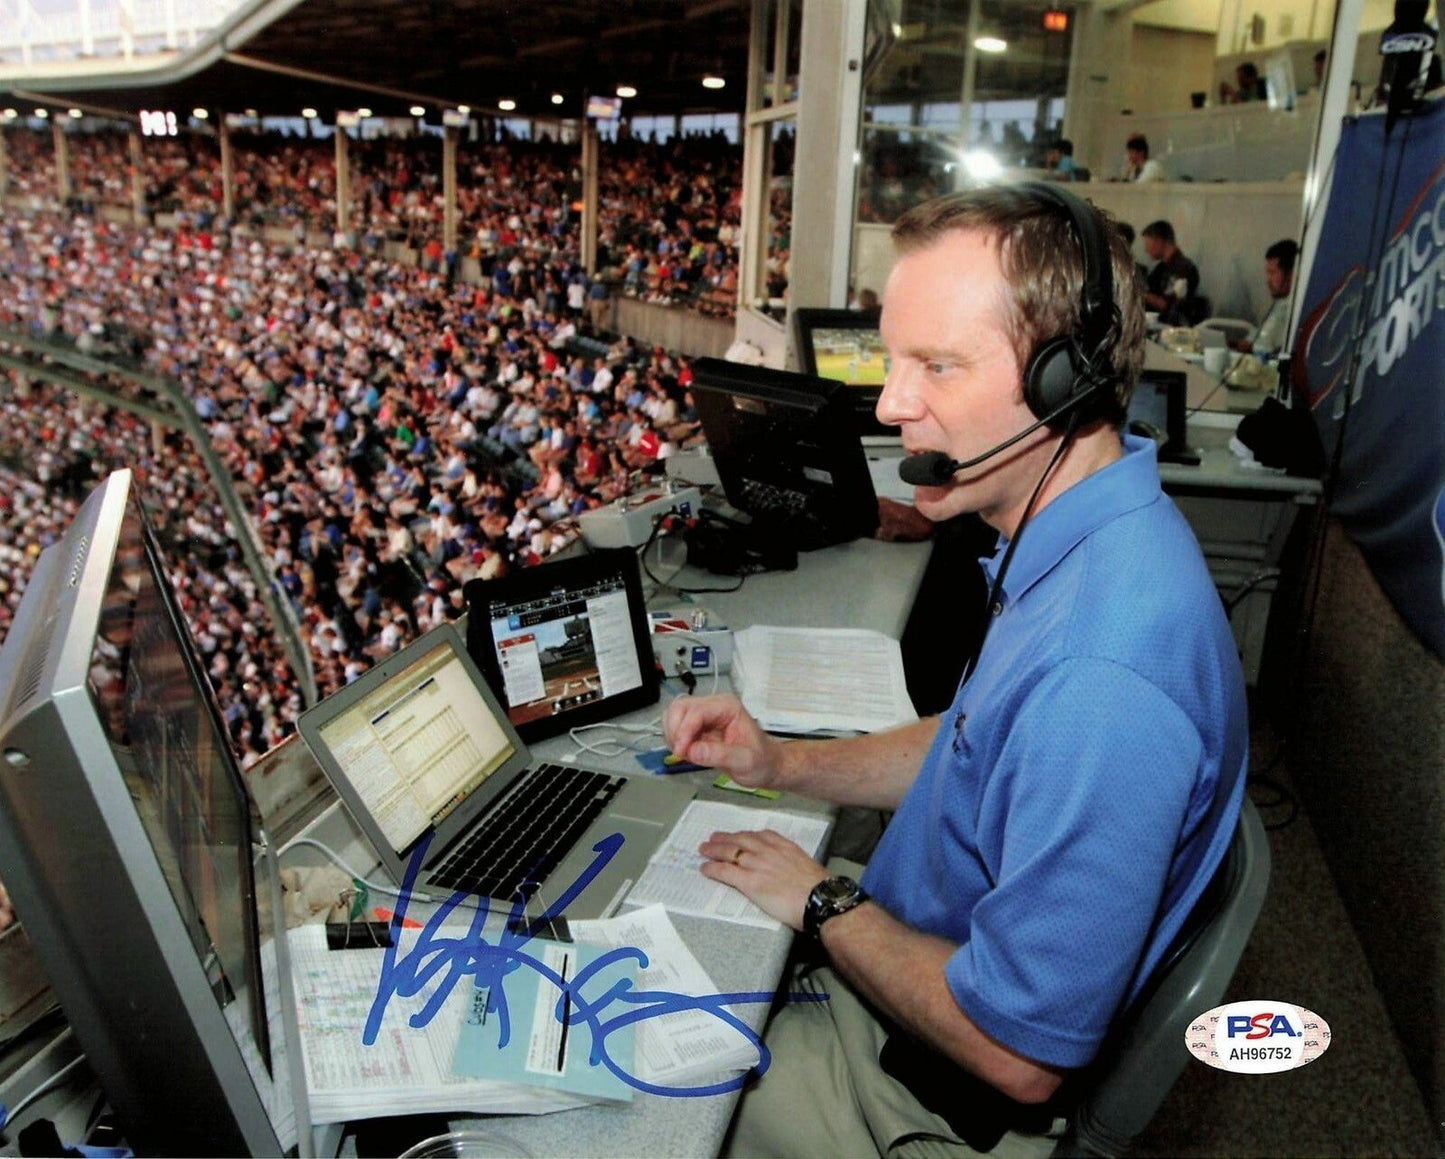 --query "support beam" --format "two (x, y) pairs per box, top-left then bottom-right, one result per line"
(128, 129), (145, 224)
(580, 122), (599, 275)
(335, 125), (351, 243)
(219, 118), (235, 222)
(0, 131), (8, 200)
(959, 0), (983, 152)
(442, 126), (458, 255)
(52, 121), (70, 203)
